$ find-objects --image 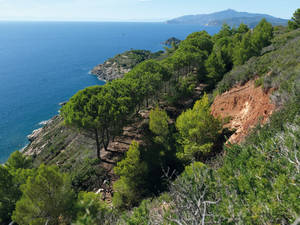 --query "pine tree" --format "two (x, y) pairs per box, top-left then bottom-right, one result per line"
(113, 141), (148, 209)
(12, 165), (76, 225)
(176, 94), (222, 162)
(288, 8), (300, 30)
